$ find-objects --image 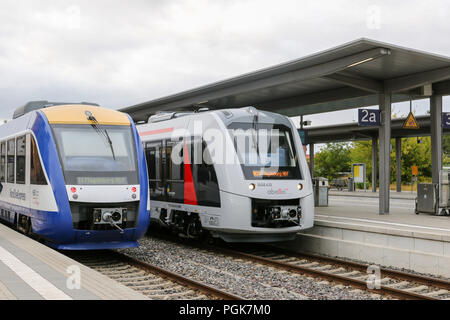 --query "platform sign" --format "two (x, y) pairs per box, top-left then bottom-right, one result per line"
(352, 163), (366, 184)
(298, 130), (308, 145)
(443, 113), (450, 129)
(403, 112), (419, 129)
(412, 166), (418, 176)
(358, 109), (380, 126)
